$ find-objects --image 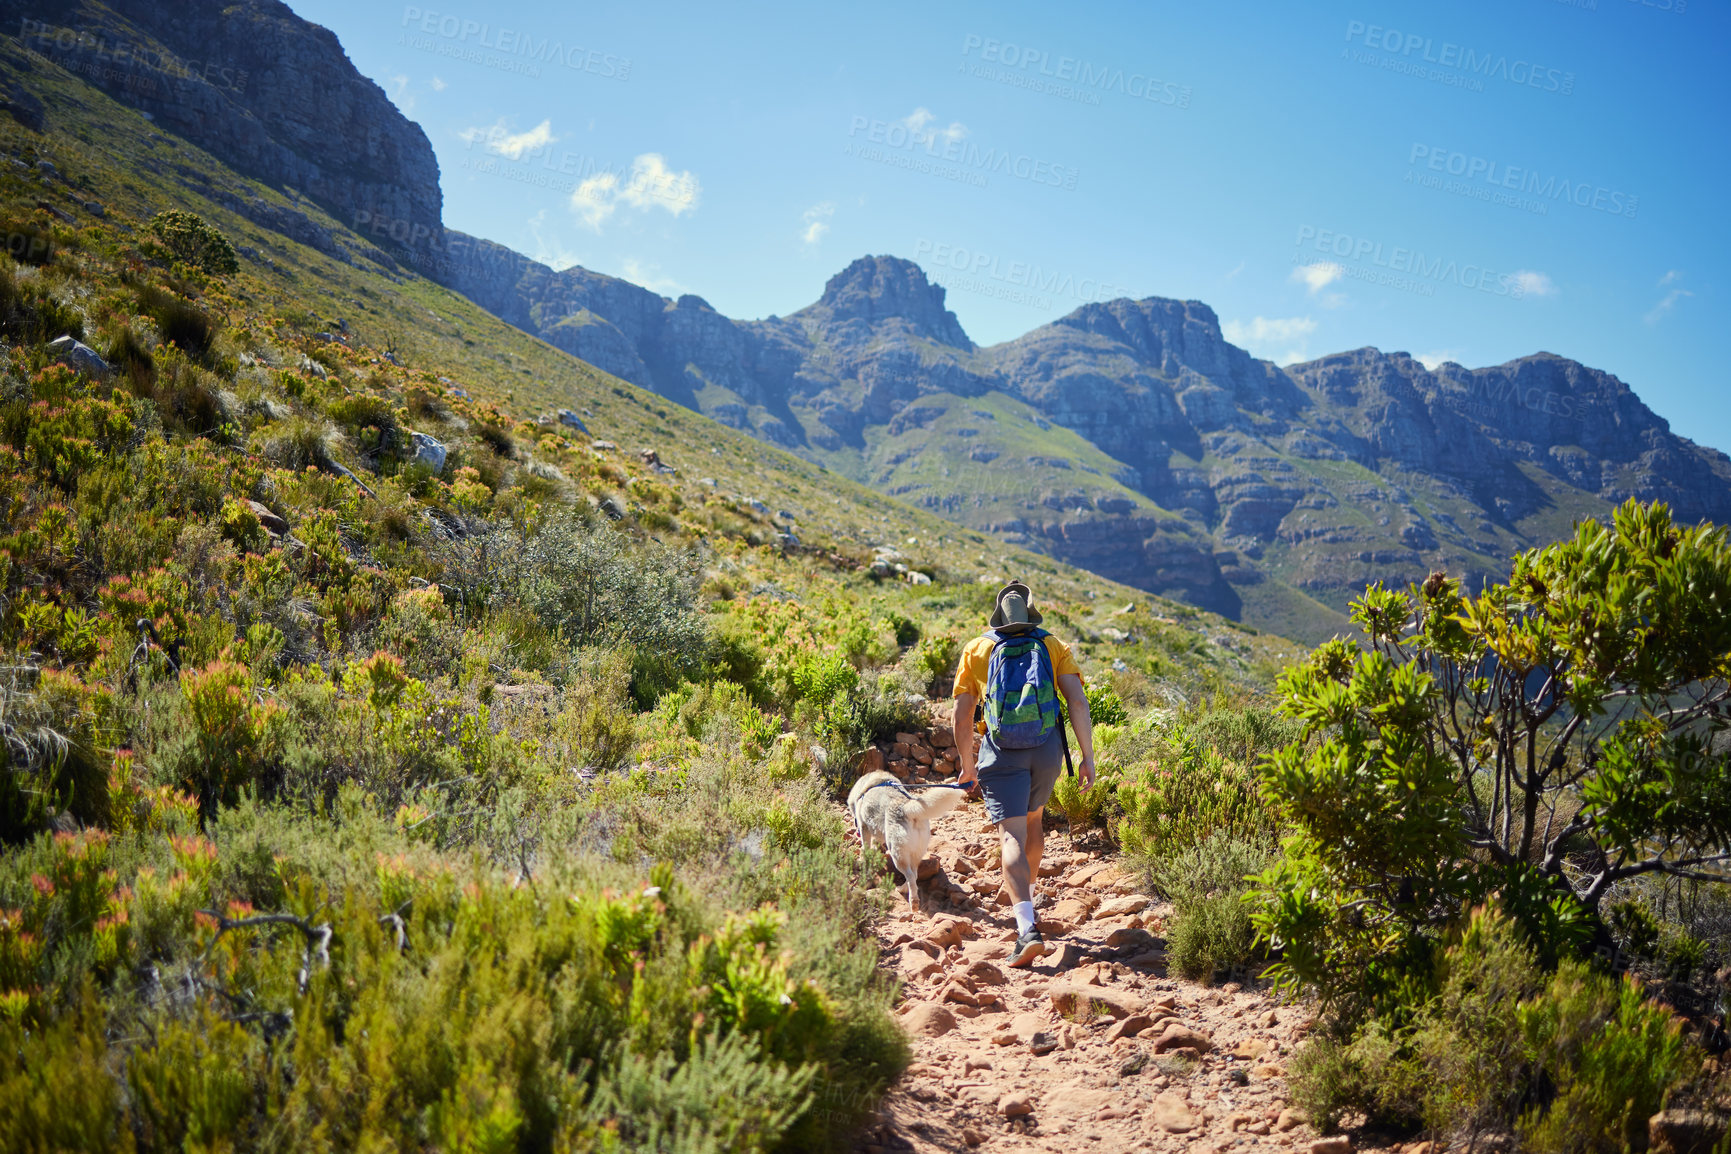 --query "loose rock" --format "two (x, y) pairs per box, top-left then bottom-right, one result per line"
(48, 335), (111, 378)
(903, 1003), (957, 1038)
(1151, 1091), (1199, 1133)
